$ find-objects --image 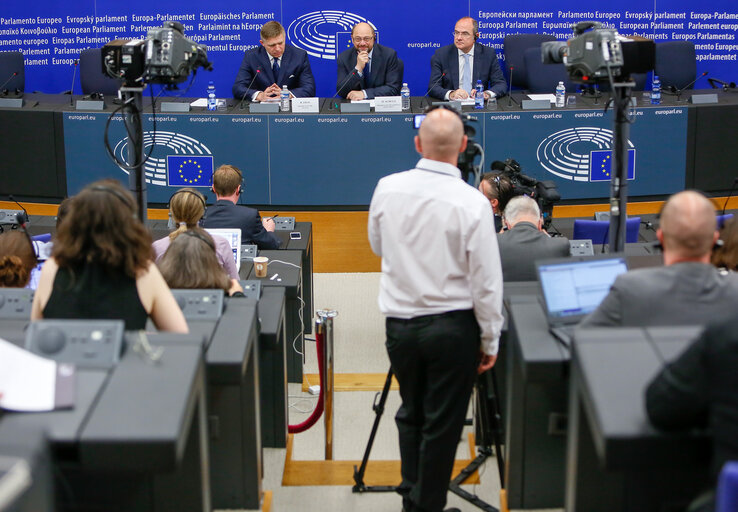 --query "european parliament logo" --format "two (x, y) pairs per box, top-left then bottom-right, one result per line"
(287, 11), (377, 60)
(589, 150), (636, 182)
(166, 155), (214, 186)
